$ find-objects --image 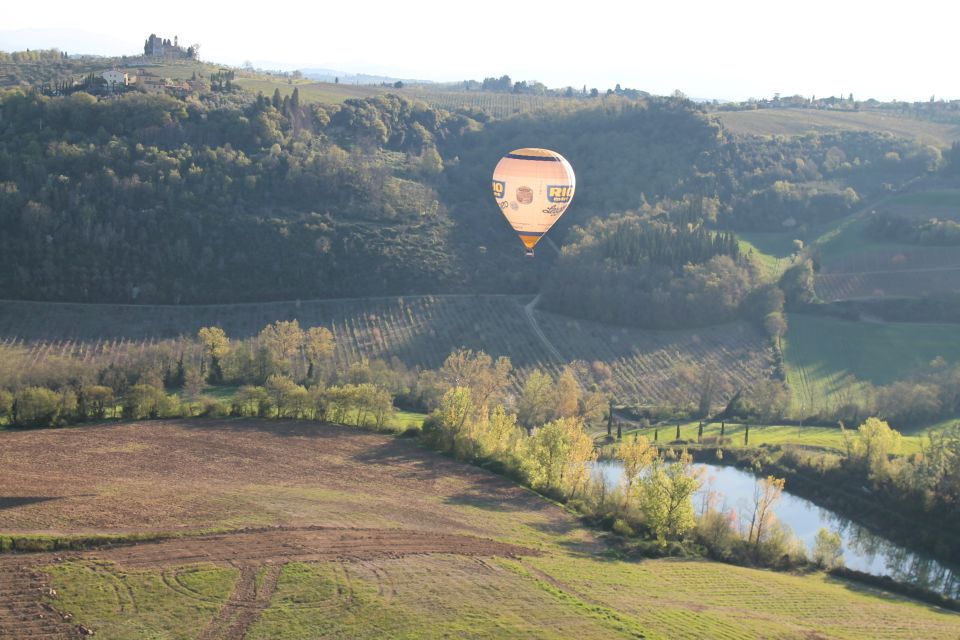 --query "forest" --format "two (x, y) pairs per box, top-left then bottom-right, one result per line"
(0, 83), (951, 315)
